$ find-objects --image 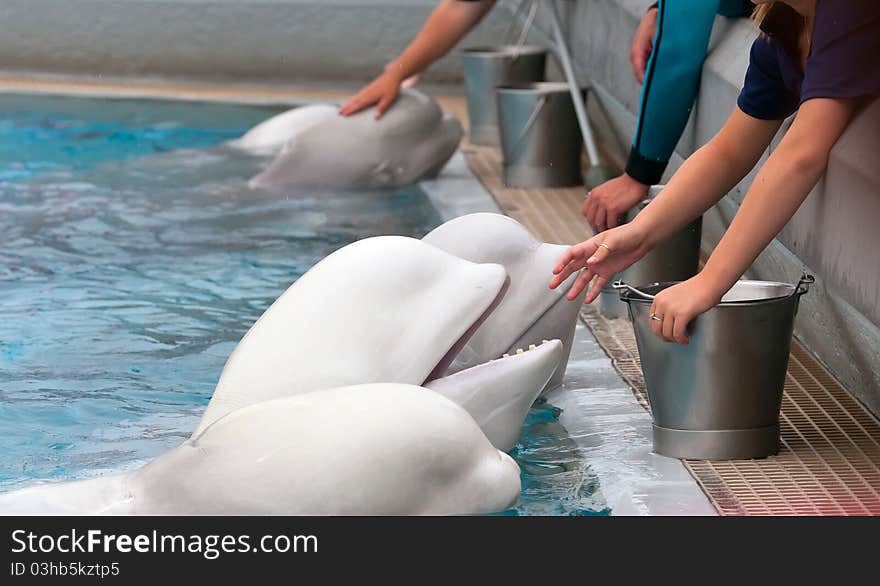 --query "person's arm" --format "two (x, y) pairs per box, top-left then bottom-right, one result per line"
(551, 105), (782, 302)
(584, 0), (722, 233)
(581, 3), (659, 233)
(648, 97), (861, 343)
(626, 0), (722, 185)
(339, 0), (496, 118)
